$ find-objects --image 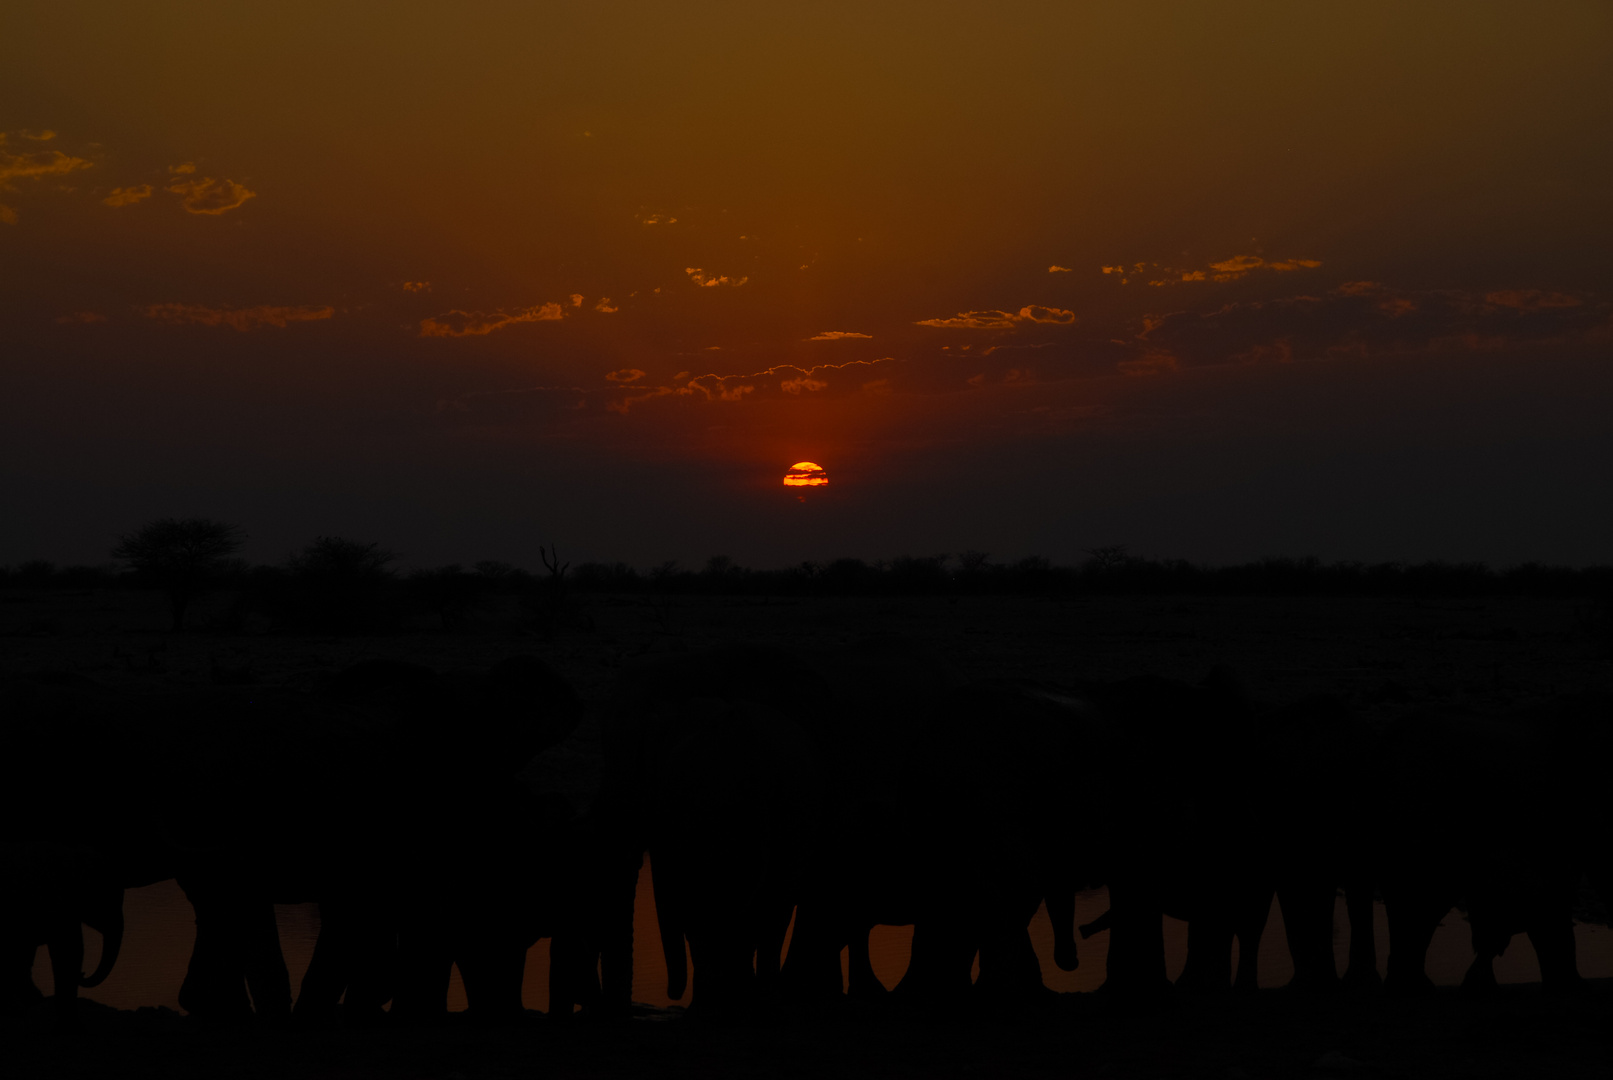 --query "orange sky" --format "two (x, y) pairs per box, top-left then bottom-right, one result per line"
(5, 2), (1612, 567)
